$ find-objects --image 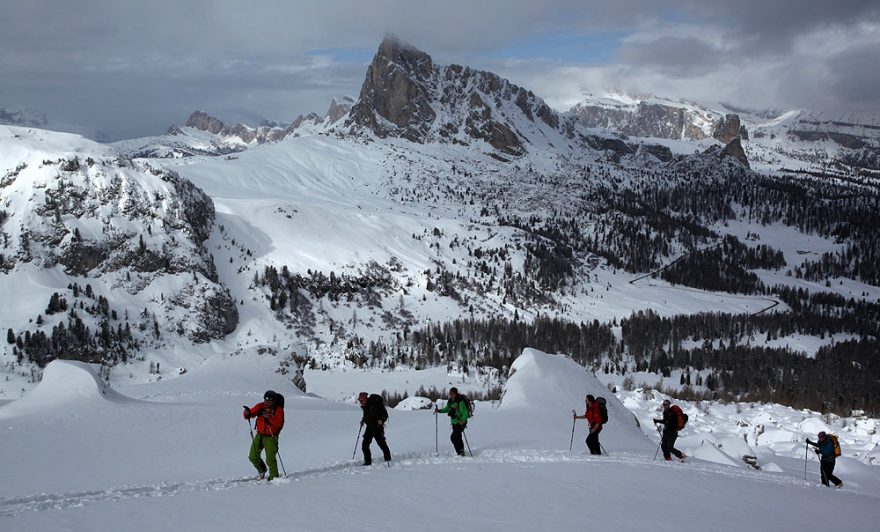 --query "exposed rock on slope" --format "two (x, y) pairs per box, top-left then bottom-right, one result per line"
(345, 36), (589, 156)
